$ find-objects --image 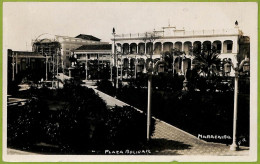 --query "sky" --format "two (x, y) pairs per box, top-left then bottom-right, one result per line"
(3, 2), (258, 52)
